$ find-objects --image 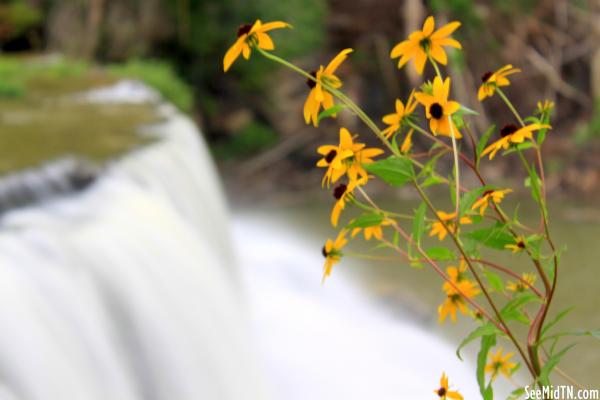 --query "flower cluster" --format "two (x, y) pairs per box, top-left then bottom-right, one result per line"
(224, 13), (565, 395)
